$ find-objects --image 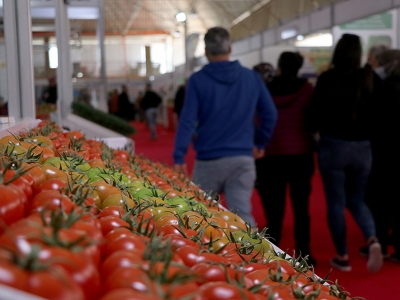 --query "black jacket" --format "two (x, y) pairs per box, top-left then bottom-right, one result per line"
(309, 68), (376, 141)
(140, 91), (162, 110)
